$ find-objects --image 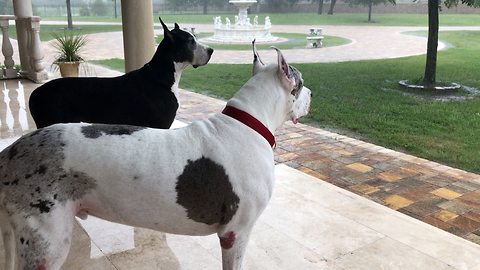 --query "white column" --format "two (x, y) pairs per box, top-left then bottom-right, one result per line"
(120, 0), (155, 73)
(12, 0), (33, 77)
